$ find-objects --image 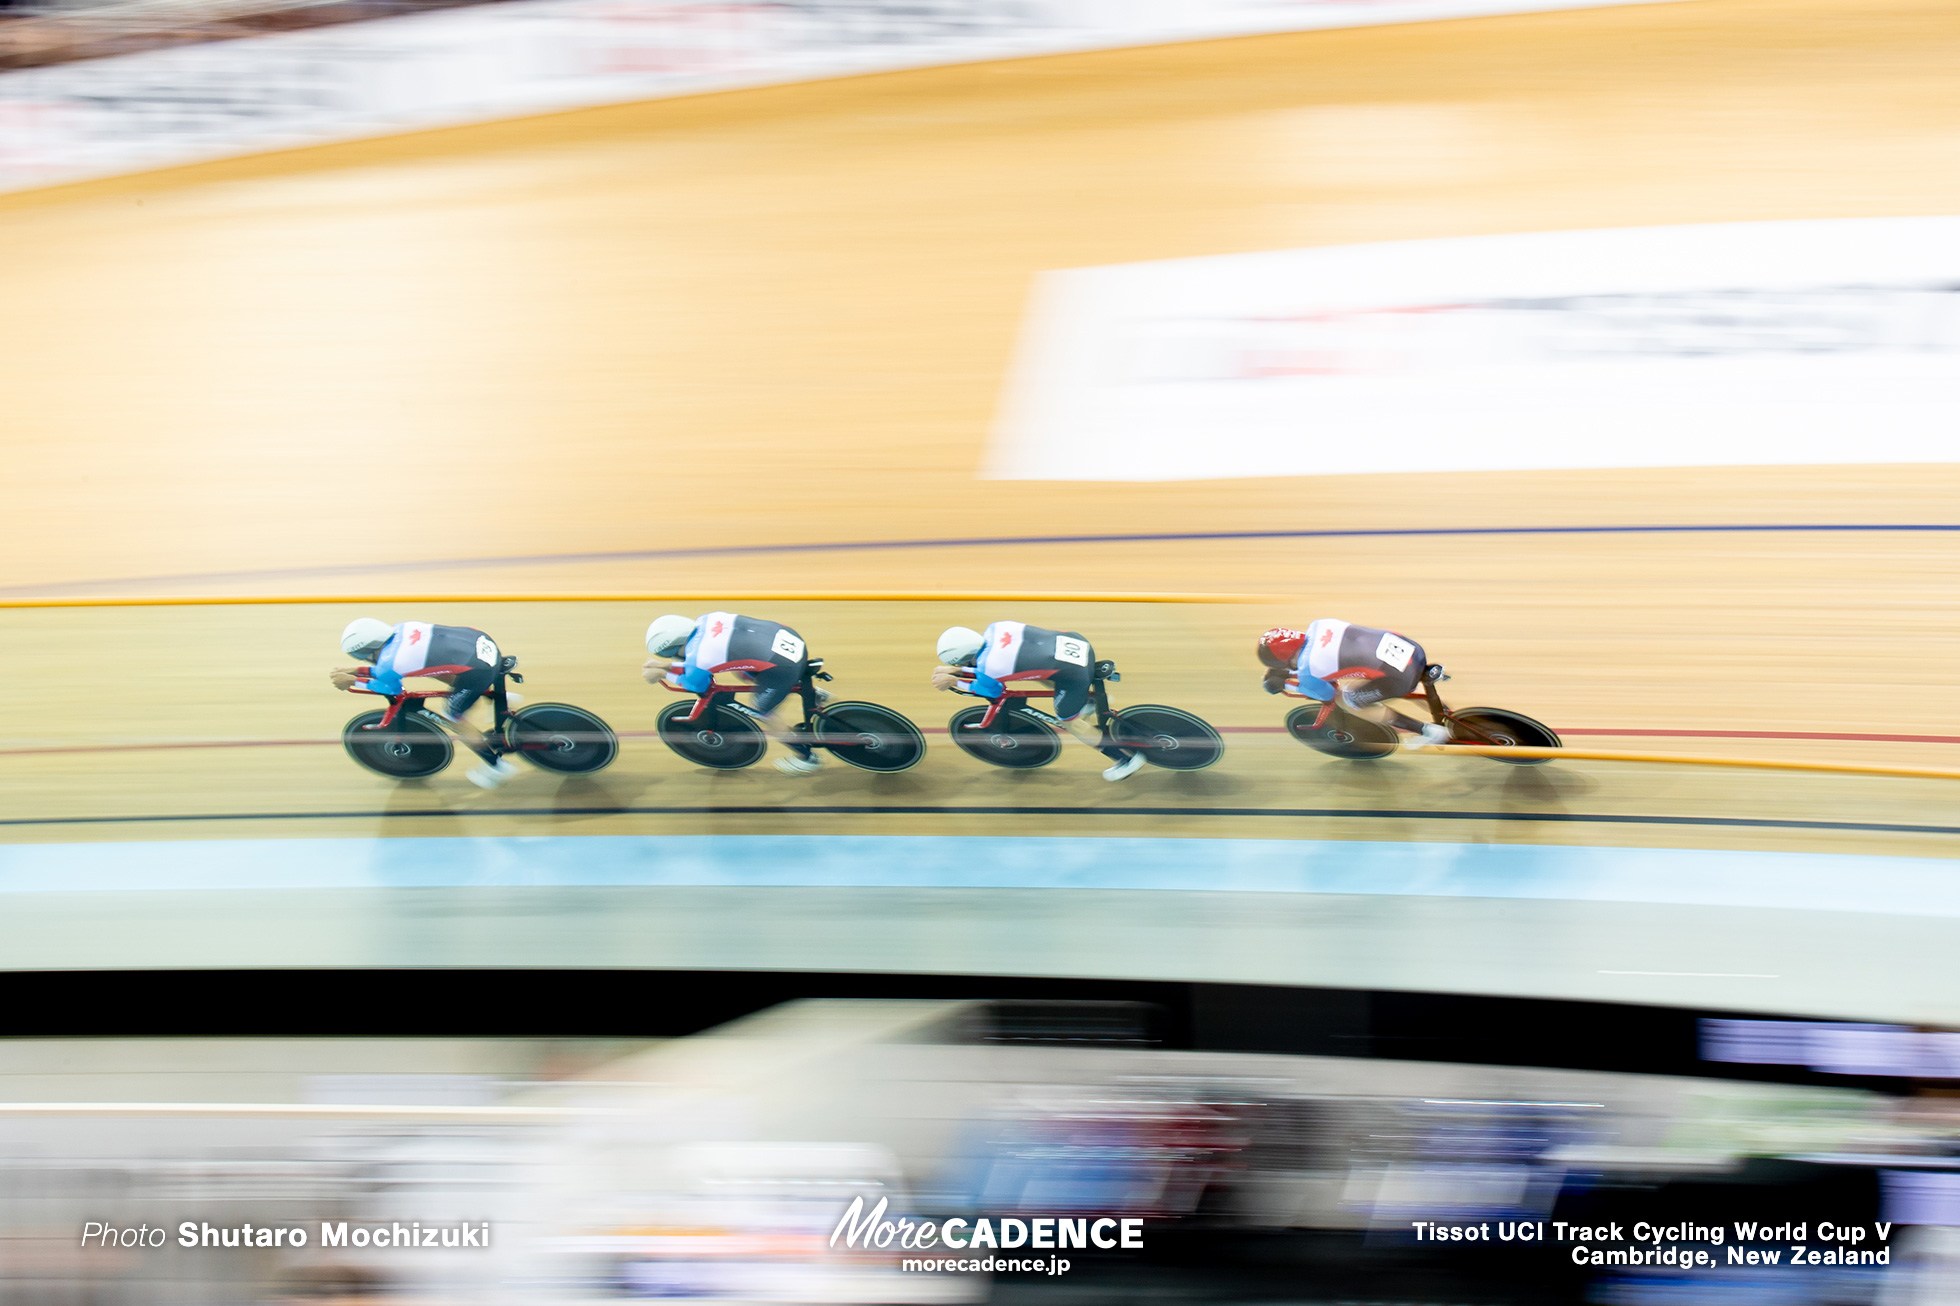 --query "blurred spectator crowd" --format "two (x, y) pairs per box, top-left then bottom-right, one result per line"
(0, 0), (509, 71)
